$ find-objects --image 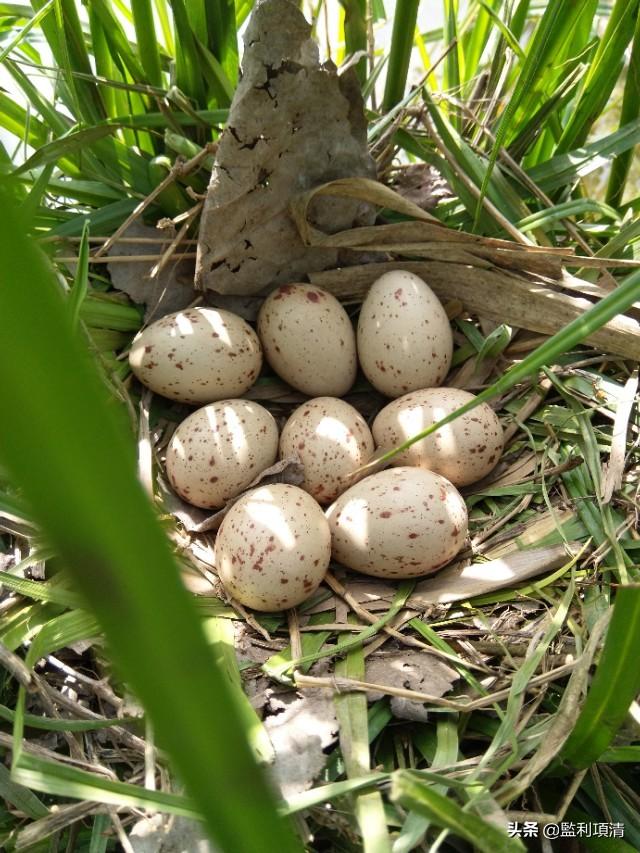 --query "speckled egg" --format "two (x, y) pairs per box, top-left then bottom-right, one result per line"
(257, 284), (357, 396)
(279, 397), (374, 505)
(214, 484), (331, 611)
(357, 270), (453, 397)
(129, 307), (262, 404)
(372, 388), (504, 487)
(326, 467), (468, 578)
(165, 400), (278, 509)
